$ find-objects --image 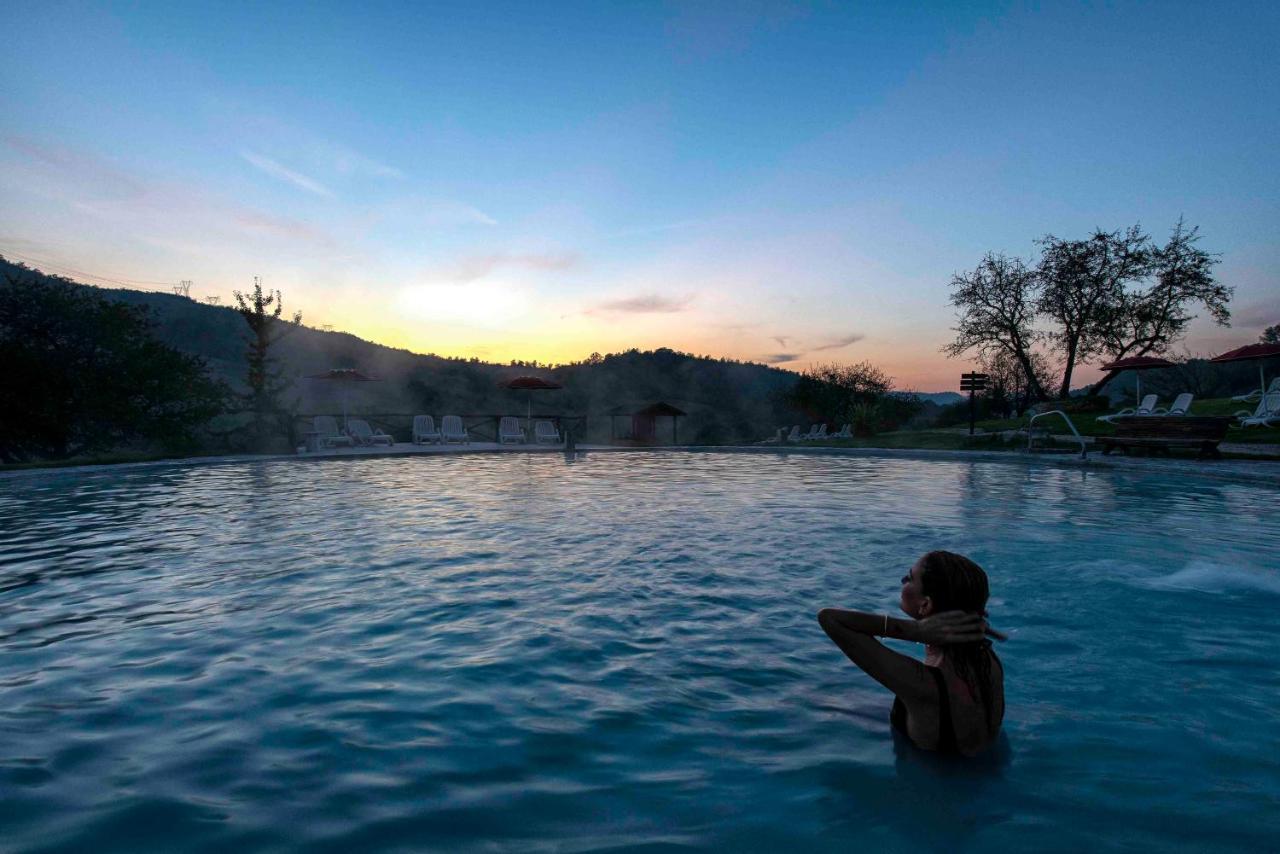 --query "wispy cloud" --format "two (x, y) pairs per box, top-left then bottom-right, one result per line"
(1232, 301), (1276, 329)
(232, 210), (330, 244)
(433, 252), (578, 283)
(4, 134), (145, 199)
(810, 333), (865, 352)
(240, 150), (334, 197)
(224, 109), (403, 181)
(588, 294), (693, 315)
(327, 145), (402, 179)
(421, 201), (498, 227)
(751, 333), (860, 365)
(4, 135), (334, 250)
